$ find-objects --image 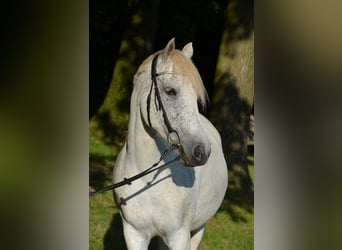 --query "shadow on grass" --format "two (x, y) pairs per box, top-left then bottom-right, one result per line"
(103, 212), (126, 250)
(220, 153), (254, 223)
(219, 148), (254, 223)
(220, 185), (254, 223)
(89, 153), (117, 191)
(103, 212), (162, 250)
